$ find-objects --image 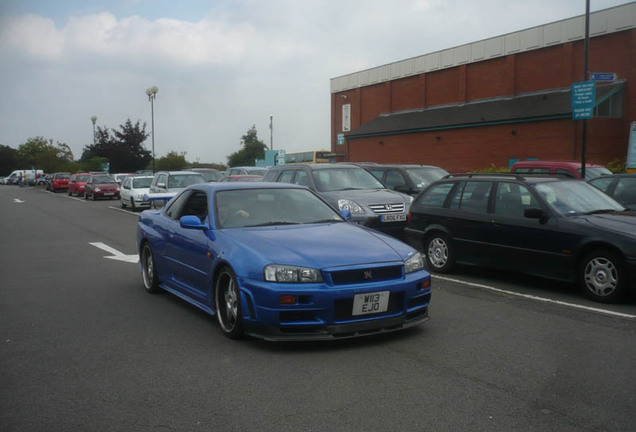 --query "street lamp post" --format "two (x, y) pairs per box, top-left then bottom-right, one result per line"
(146, 86), (159, 174)
(91, 115), (97, 145)
(269, 114), (274, 150)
